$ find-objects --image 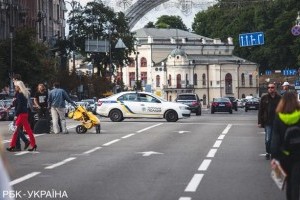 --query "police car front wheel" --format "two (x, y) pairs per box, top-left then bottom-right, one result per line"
(165, 110), (178, 122)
